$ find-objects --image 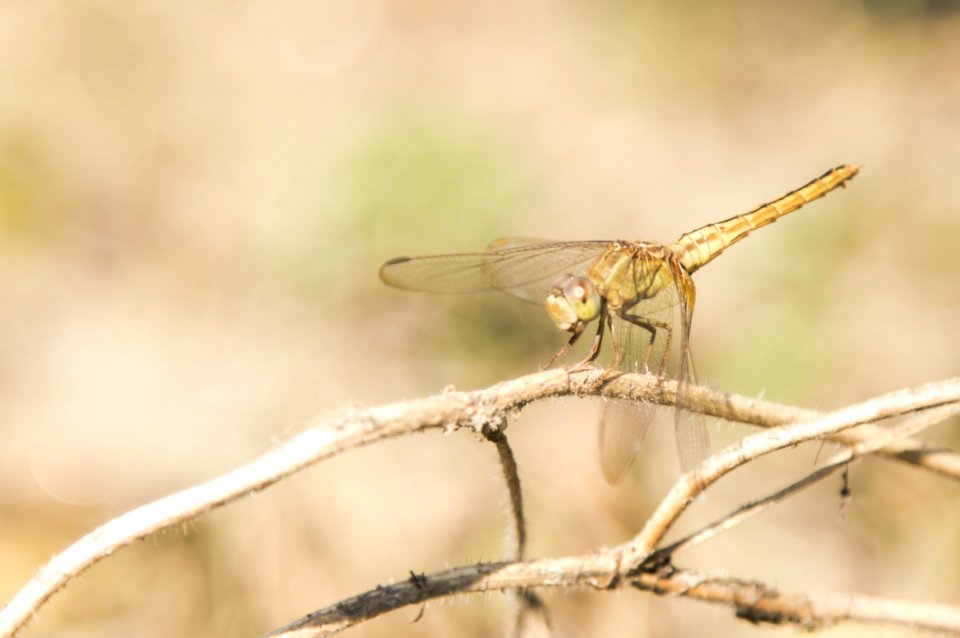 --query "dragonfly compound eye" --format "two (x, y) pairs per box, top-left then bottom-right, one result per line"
(545, 275), (601, 332)
(563, 276), (601, 322)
